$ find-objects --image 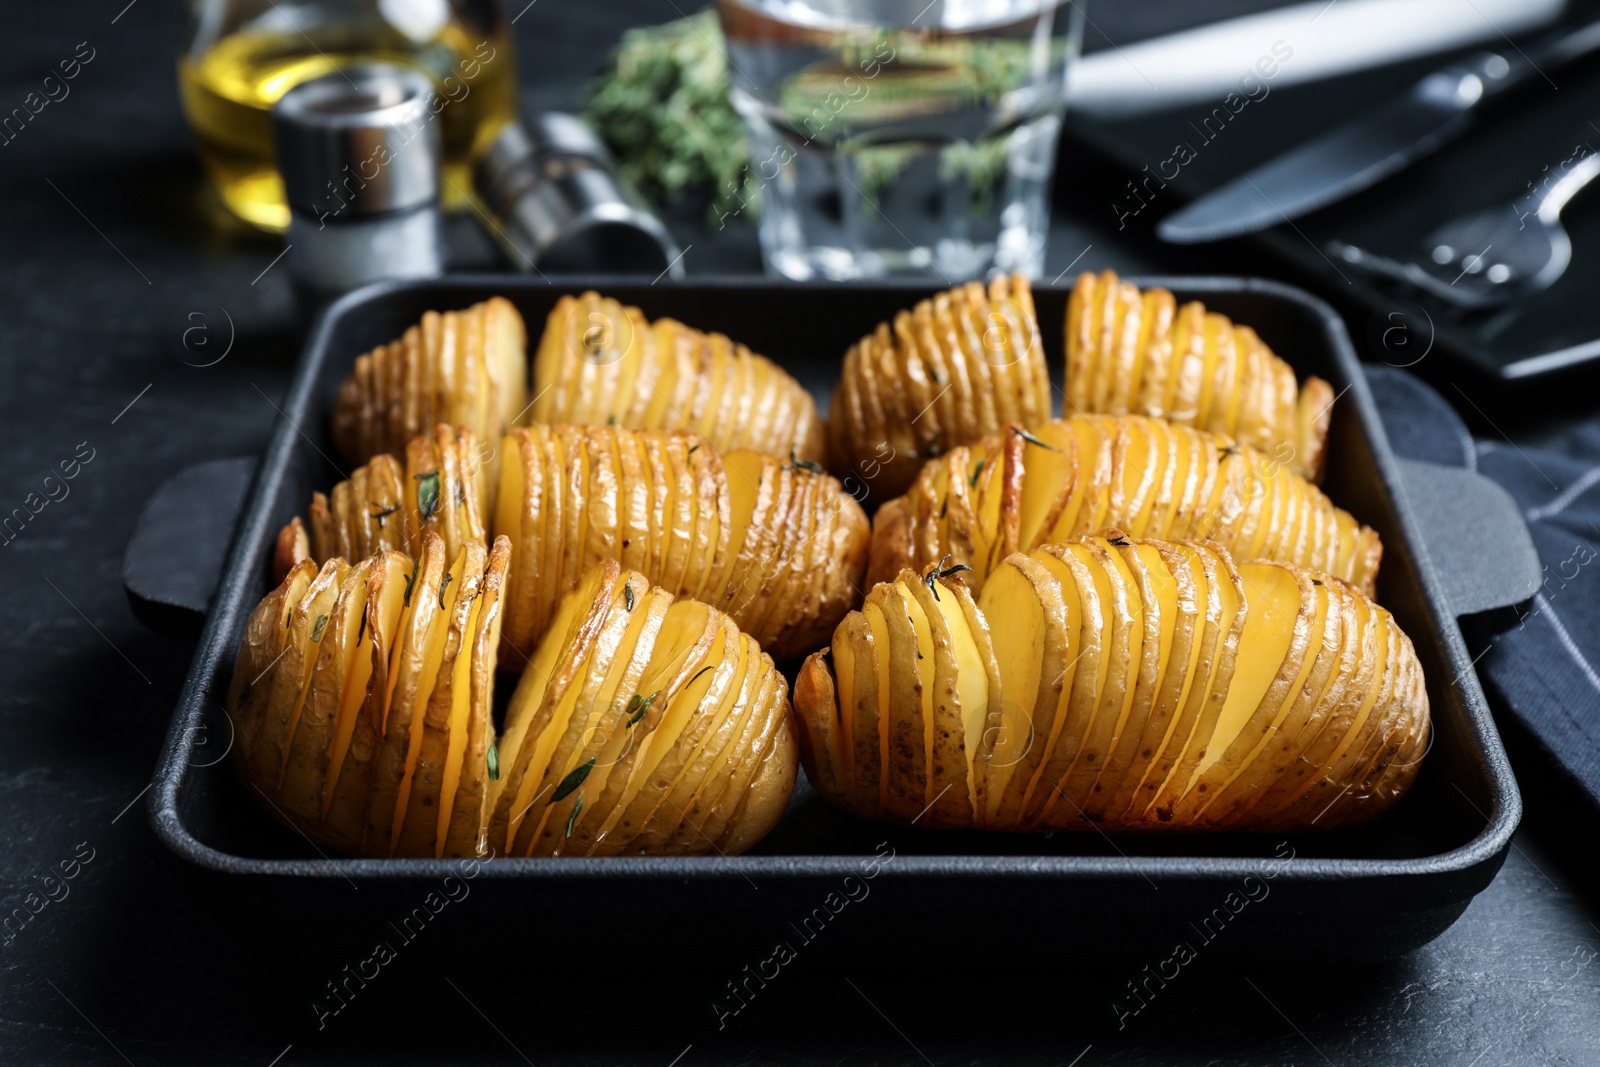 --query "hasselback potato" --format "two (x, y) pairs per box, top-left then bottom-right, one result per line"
(494, 424), (869, 662)
(488, 559), (796, 857)
(227, 542), (796, 858)
(828, 273), (1051, 500)
(230, 535), (509, 858)
(530, 292), (826, 466)
(793, 533), (1428, 832)
(331, 297), (528, 468)
(1067, 271), (1333, 481)
(868, 414), (1381, 597)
